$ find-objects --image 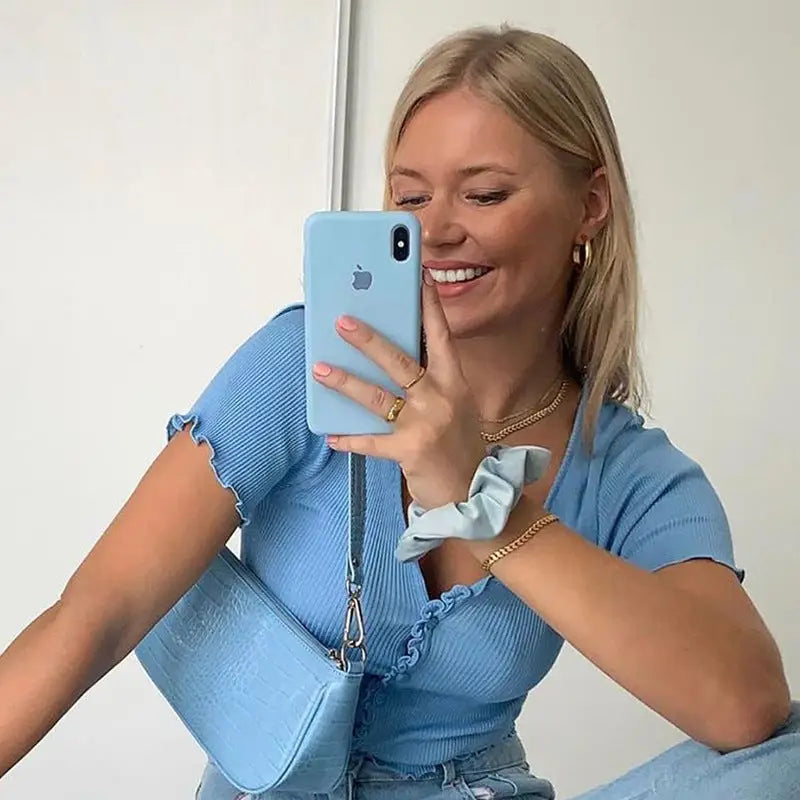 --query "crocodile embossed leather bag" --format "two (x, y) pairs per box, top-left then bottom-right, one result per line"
(135, 455), (368, 796)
